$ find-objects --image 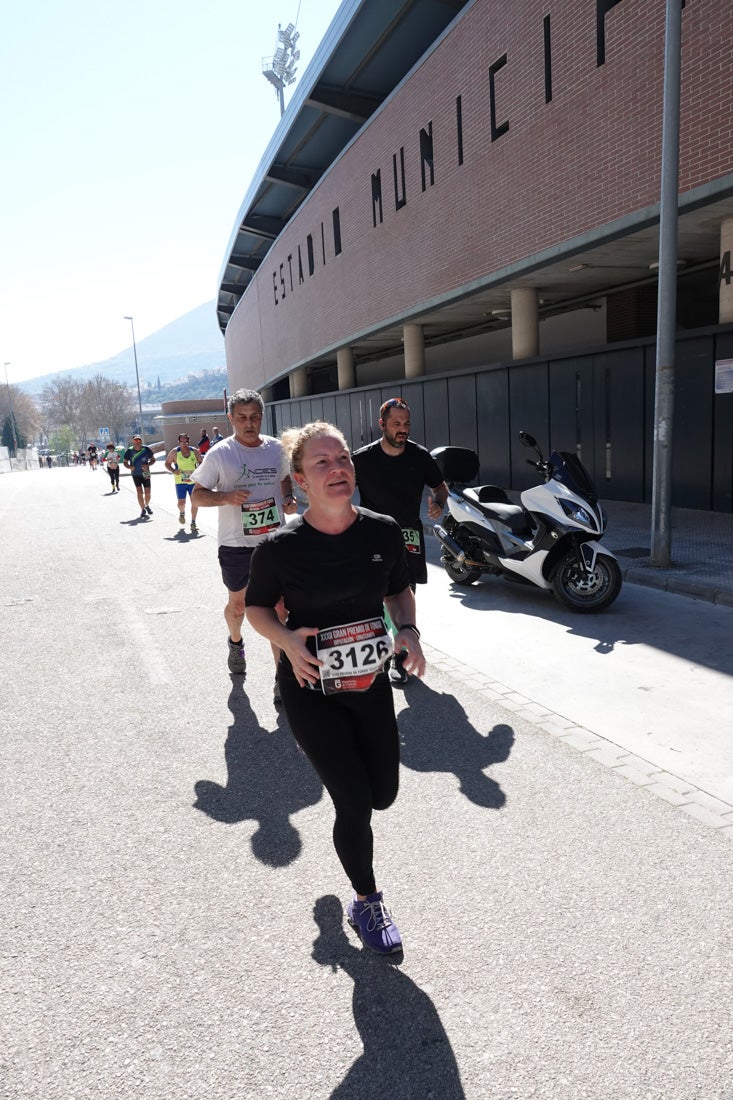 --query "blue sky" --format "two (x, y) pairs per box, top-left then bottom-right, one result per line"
(0, 0), (342, 383)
